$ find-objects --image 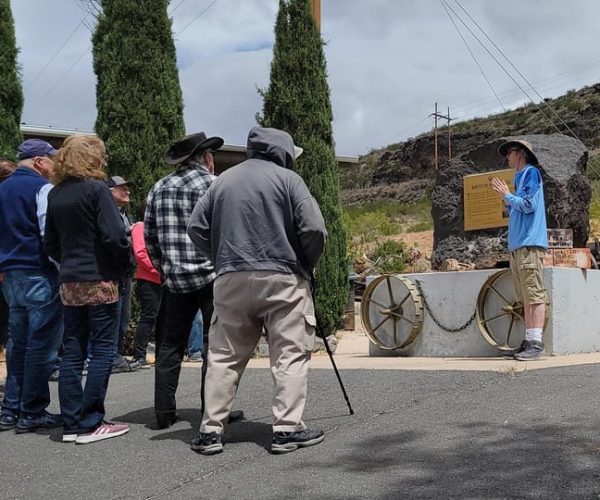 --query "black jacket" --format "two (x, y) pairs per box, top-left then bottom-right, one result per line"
(45, 178), (131, 283)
